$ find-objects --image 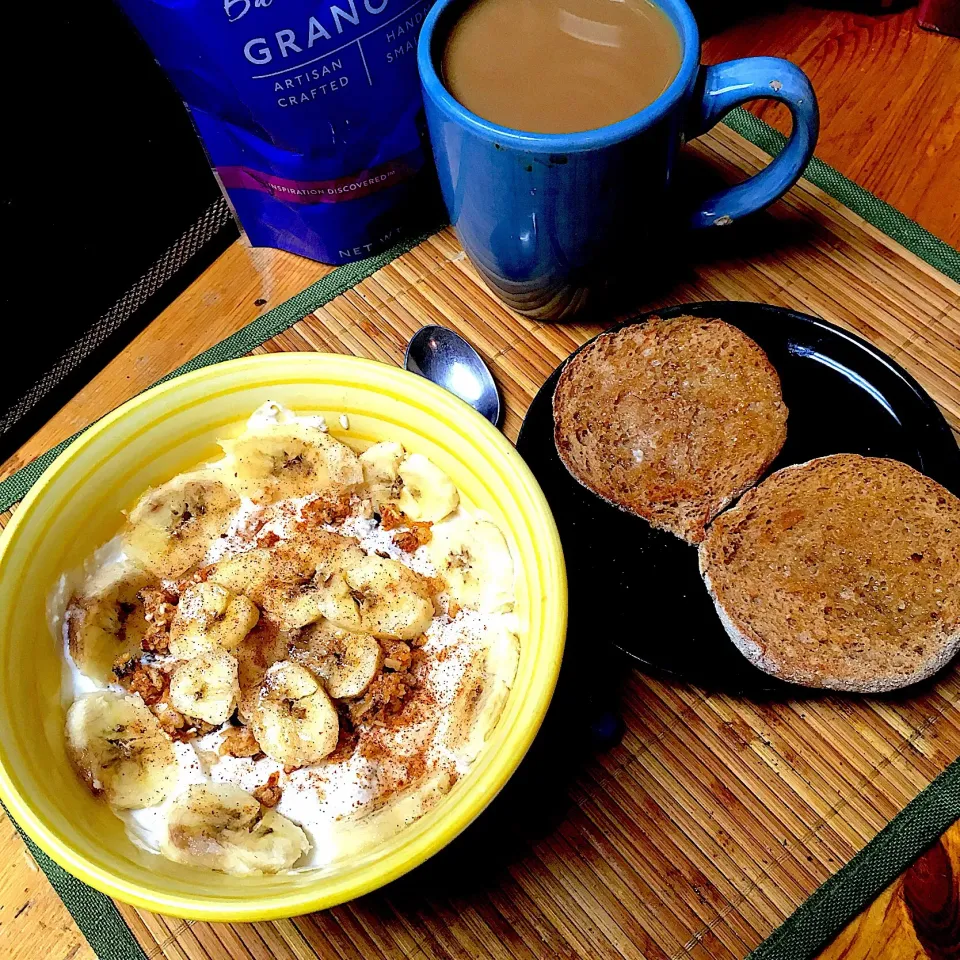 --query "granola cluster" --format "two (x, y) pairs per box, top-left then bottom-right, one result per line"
(139, 587), (178, 654)
(113, 655), (216, 741)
